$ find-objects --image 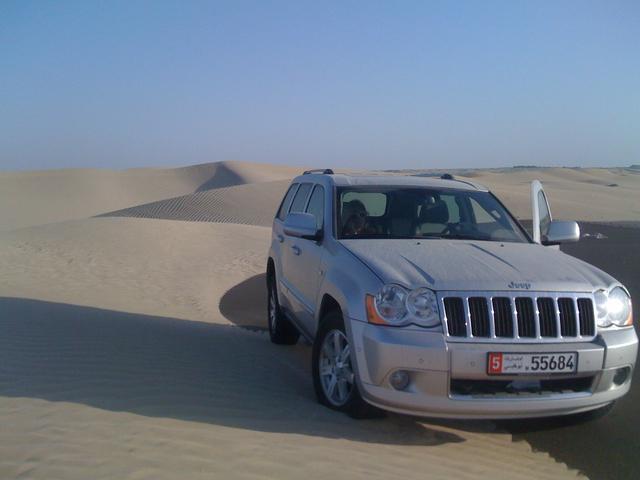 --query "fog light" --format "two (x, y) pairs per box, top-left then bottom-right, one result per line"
(613, 367), (630, 386)
(389, 370), (410, 390)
